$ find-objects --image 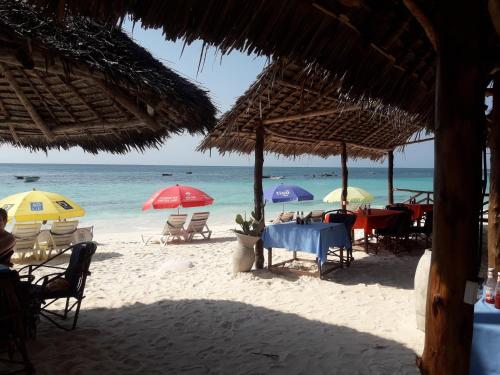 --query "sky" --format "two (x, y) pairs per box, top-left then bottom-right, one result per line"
(0, 20), (434, 168)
